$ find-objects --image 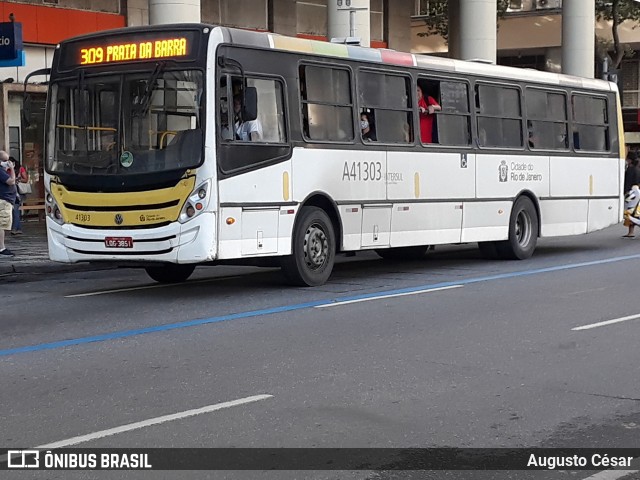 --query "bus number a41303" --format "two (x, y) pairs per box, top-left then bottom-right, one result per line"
(342, 161), (383, 182)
